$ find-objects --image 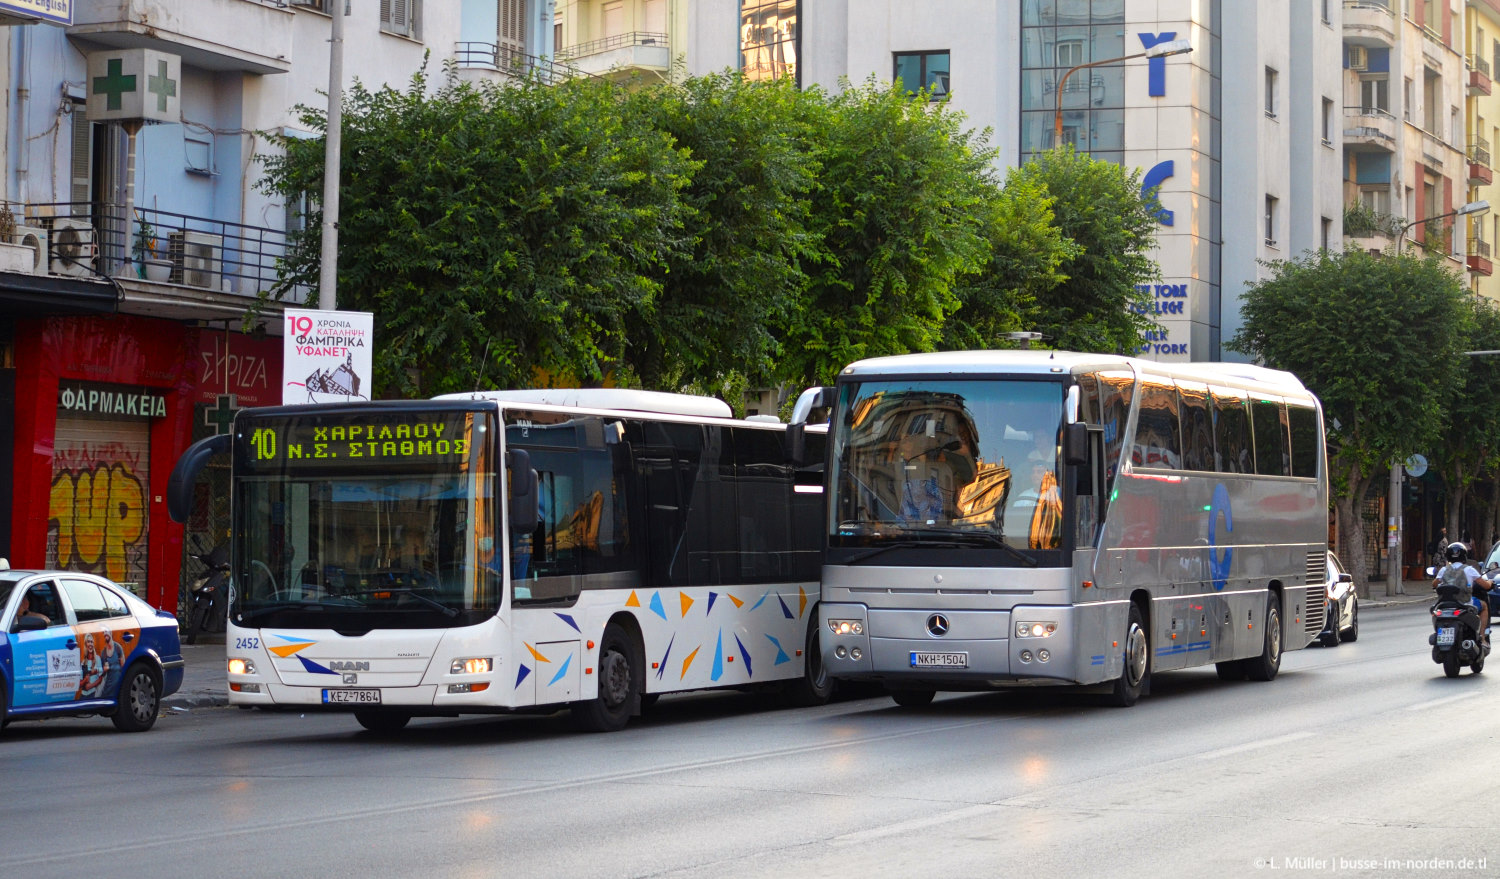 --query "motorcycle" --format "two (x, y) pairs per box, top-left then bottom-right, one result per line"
(1426, 563), (1493, 678)
(184, 543), (230, 645)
